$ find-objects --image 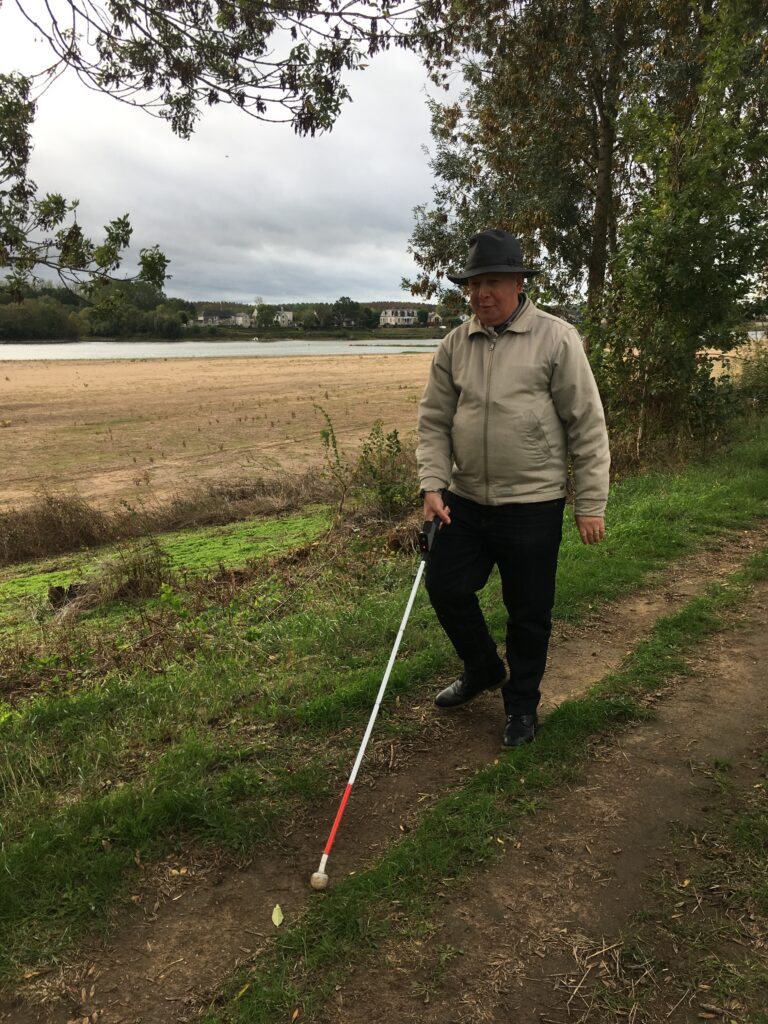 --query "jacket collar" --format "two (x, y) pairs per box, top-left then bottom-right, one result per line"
(468, 295), (537, 340)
